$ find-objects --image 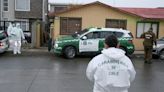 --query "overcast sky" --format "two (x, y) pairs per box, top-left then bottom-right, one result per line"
(49, 0), (164, 8)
